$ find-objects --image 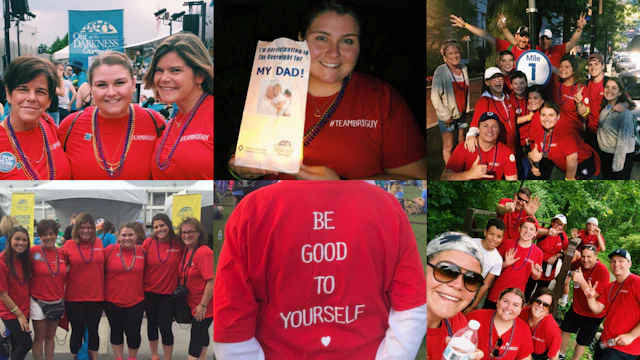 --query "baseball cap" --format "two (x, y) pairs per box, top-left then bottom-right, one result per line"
(484, 67), (504, 80)
(587, 217), (598, 226)
(516, 26), (529, 36)
(552, 214), (567, 225)
(539, 29), (553, 38)
(478, 112), (500, 124)
(587, 53), (604, 64)
(609, 249), (632, 262)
